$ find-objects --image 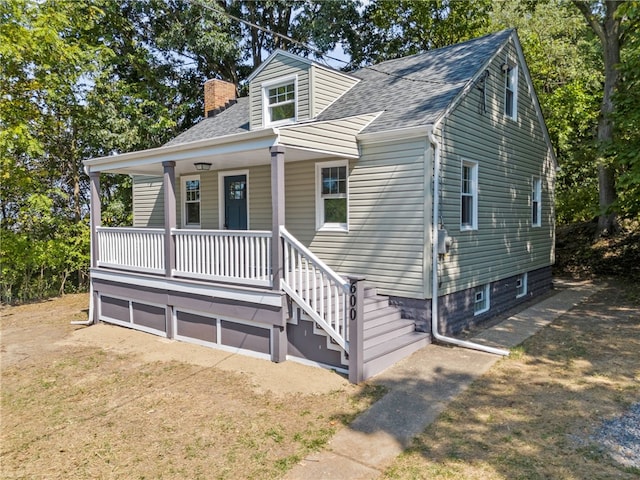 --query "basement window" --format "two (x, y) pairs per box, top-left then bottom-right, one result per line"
(516, 273), (528, 298)
(474, 284), (490, 315)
